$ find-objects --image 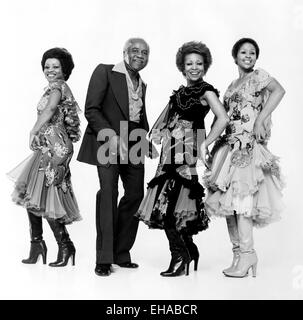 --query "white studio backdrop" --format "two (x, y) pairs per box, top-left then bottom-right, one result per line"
(0, 0), (303, 299)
